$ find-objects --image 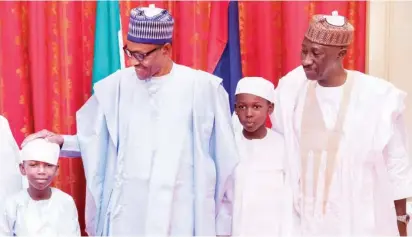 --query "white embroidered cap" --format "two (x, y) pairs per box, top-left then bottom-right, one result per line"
(20, 138), (60, 165)
(235, 77), (276, 103)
